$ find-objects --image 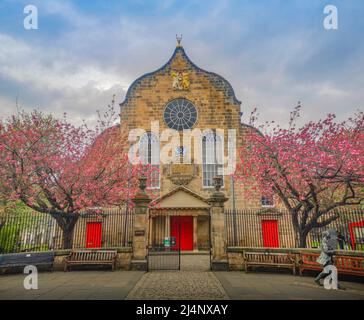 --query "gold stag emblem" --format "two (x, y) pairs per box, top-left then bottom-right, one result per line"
(171, 71), (190, 90)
